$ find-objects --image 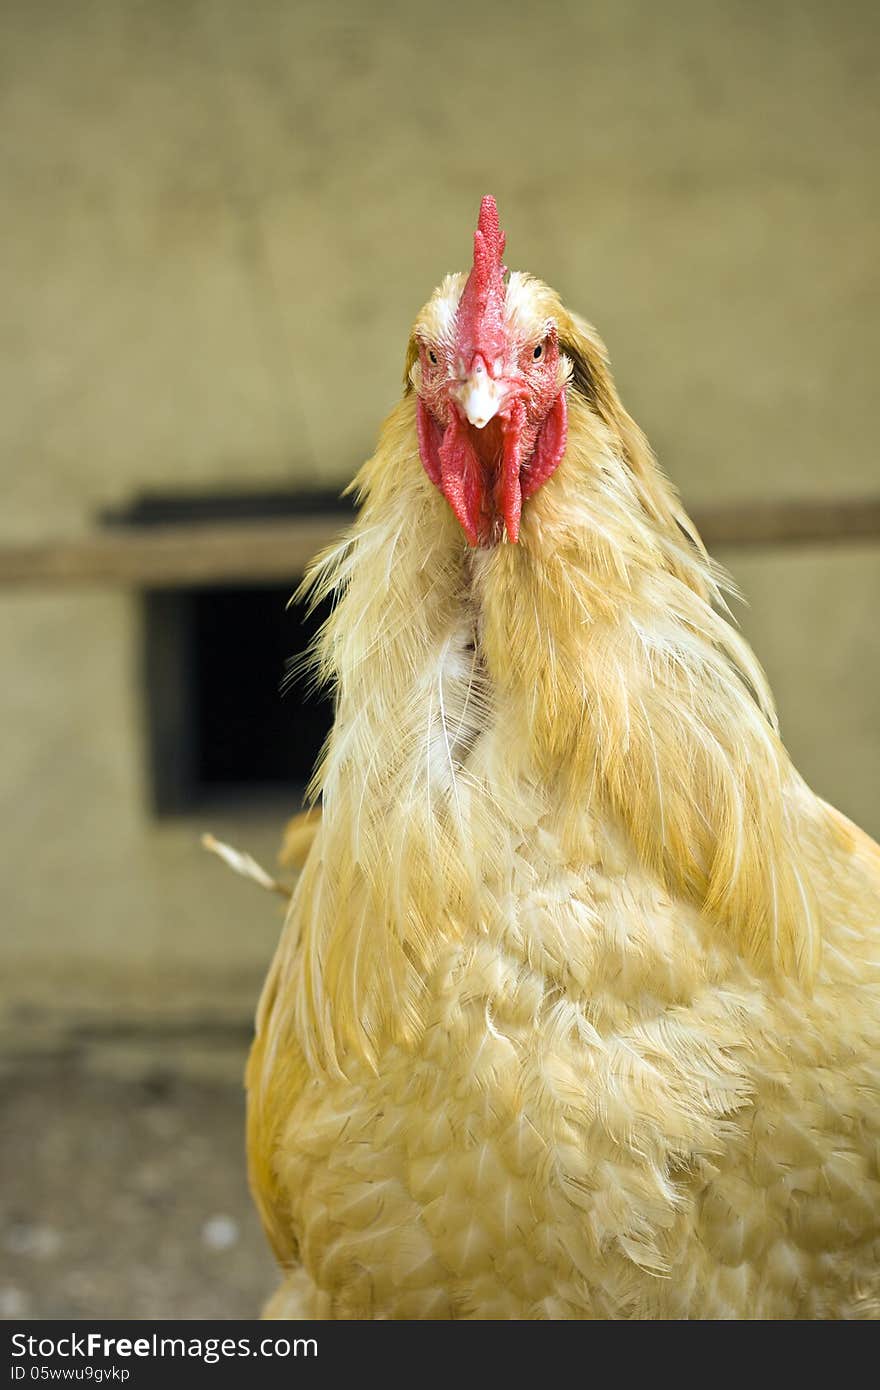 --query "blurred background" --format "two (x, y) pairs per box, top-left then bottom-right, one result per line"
(1, 0), (878, 1319)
